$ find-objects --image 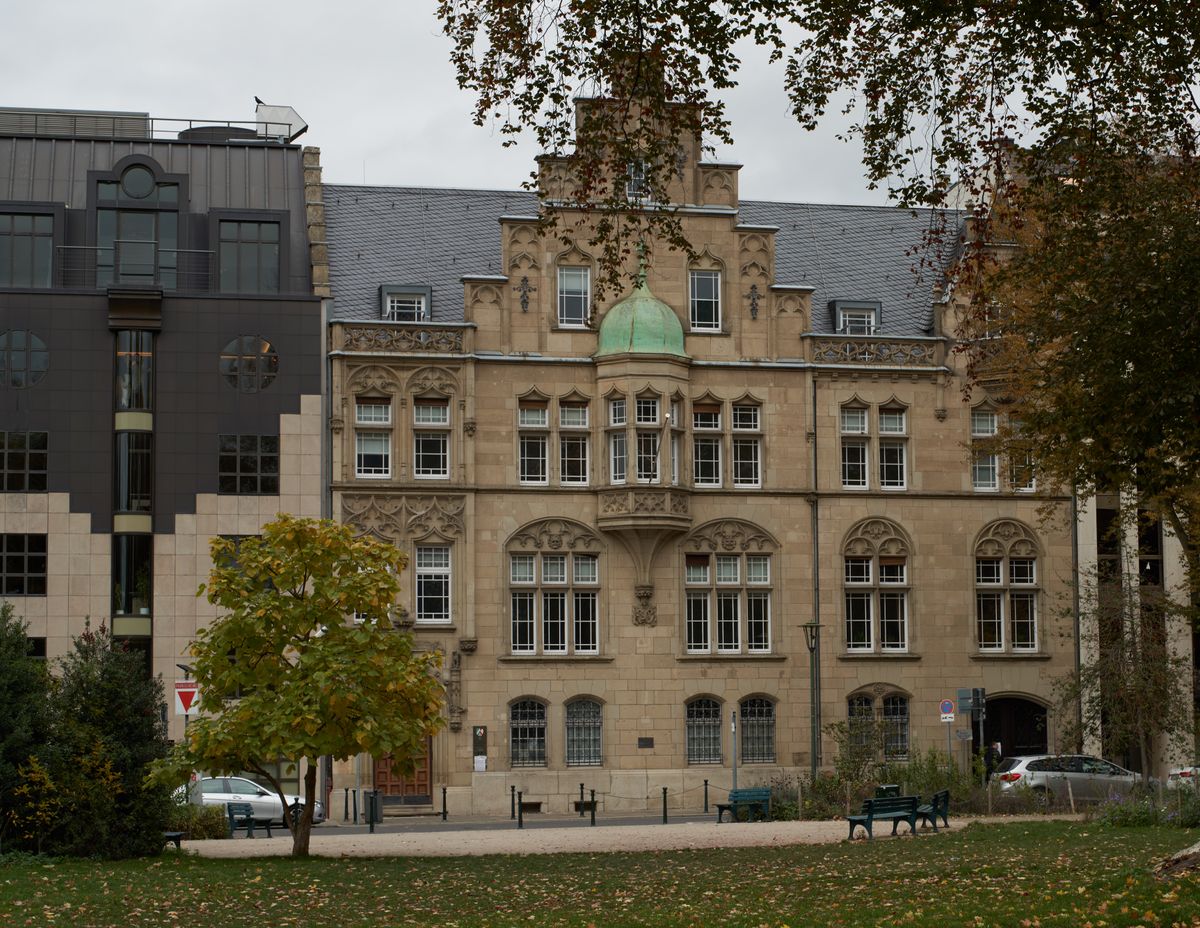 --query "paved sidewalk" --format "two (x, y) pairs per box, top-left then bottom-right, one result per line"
(183, 813), (1075, 859)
